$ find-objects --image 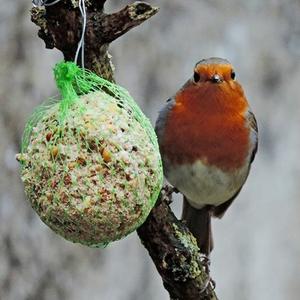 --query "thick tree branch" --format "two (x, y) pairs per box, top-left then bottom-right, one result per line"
(97, 2), (159, 43)
(31, 1), (218, 299)
(31, 0), (158, 81)
(137, 186), (218, 300)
